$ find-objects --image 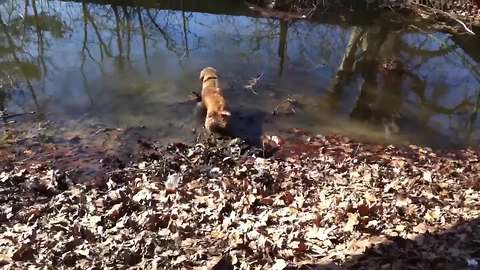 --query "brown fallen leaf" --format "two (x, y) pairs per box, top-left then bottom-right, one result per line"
(281, 191), (295, 205)
(106, 203), (124, 221)
(412, 222), (434, 234)
(211, 255), (234, 270)
(272, 259), (288, 270)
(259, 196), (274, 206)
(12, 244), (35, 261)
(0, 253), (12, 265)
(343, 213), (360, 232)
